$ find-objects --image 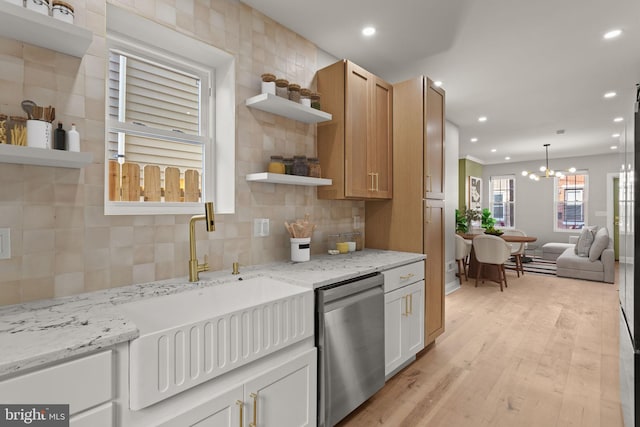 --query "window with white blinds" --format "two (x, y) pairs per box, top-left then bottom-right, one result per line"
(106, 39), (212, 211)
